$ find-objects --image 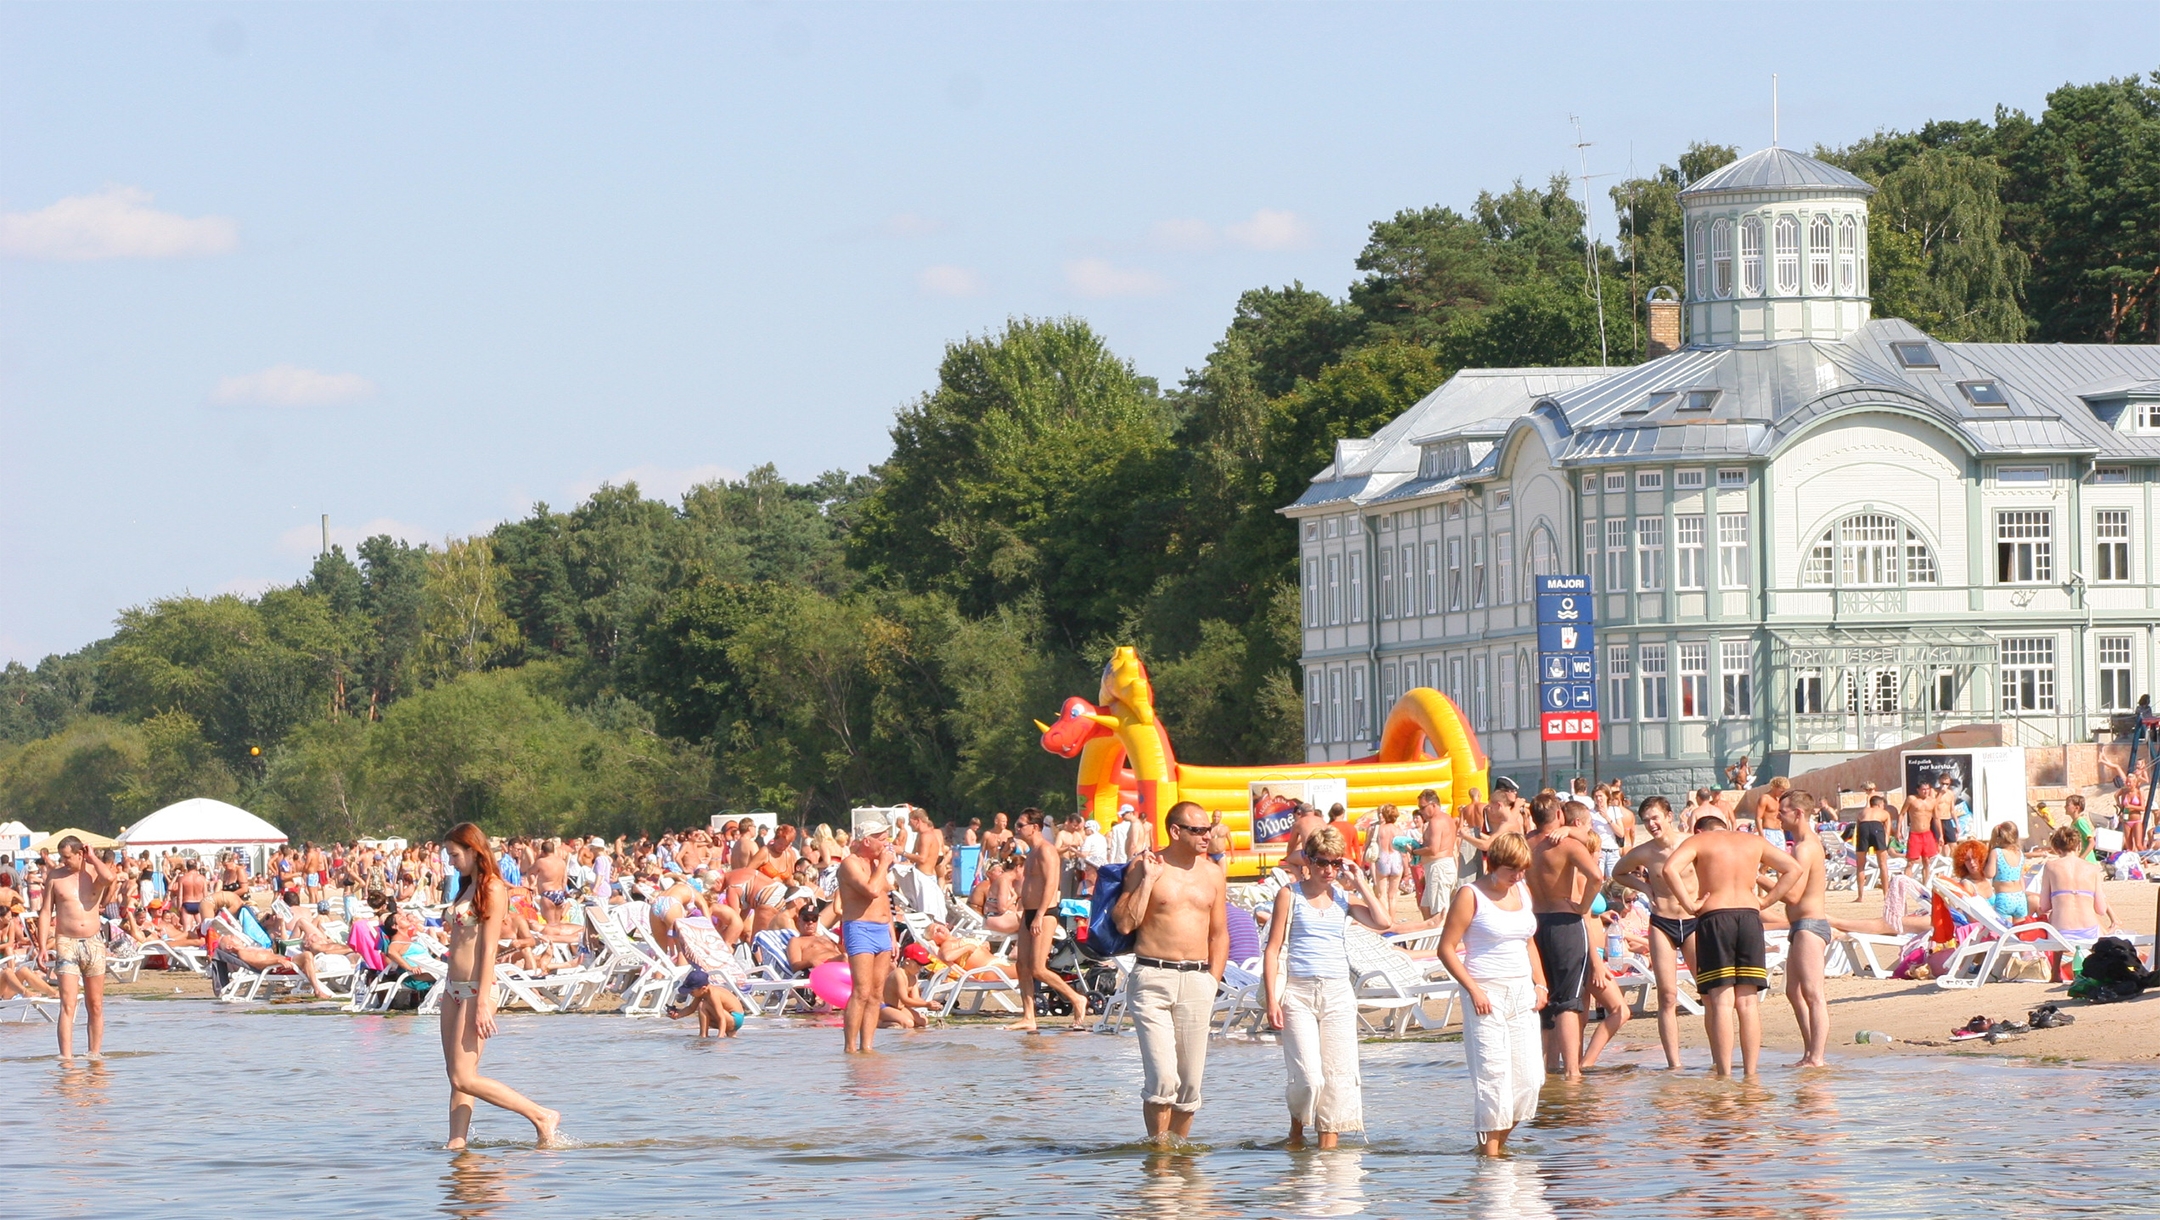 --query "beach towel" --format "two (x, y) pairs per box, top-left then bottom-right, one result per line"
(237, 906), (274, 949)
(348, 919), (387, 973)
(1085, 863), (1135, 958)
